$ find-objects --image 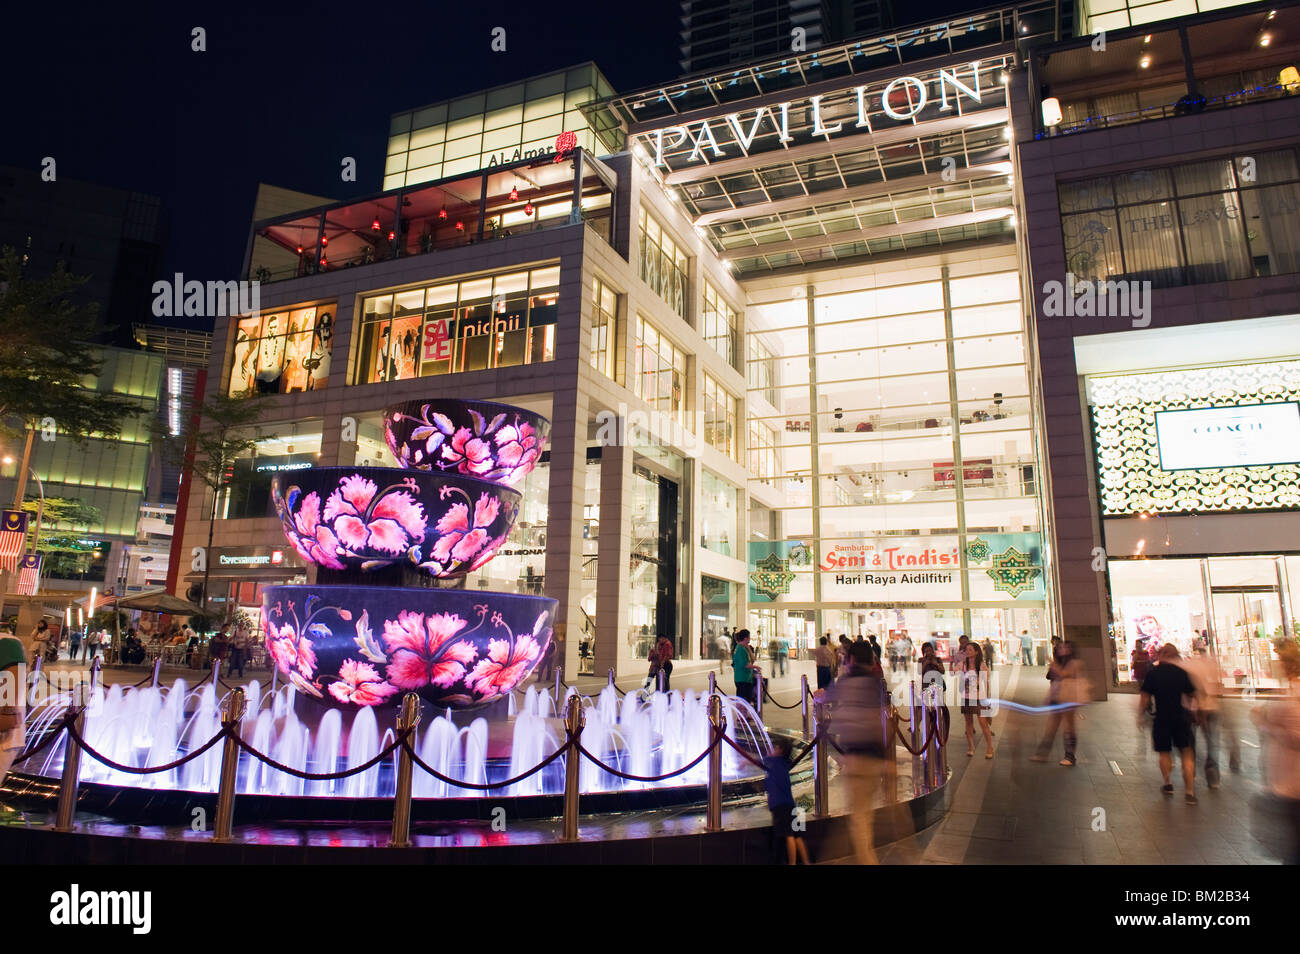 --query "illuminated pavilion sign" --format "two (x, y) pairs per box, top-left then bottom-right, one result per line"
(641, 61), (987, 167)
